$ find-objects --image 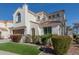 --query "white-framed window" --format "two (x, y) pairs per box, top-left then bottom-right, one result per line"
(16, 12), (21, 23)
(43, 27), (52, 34)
